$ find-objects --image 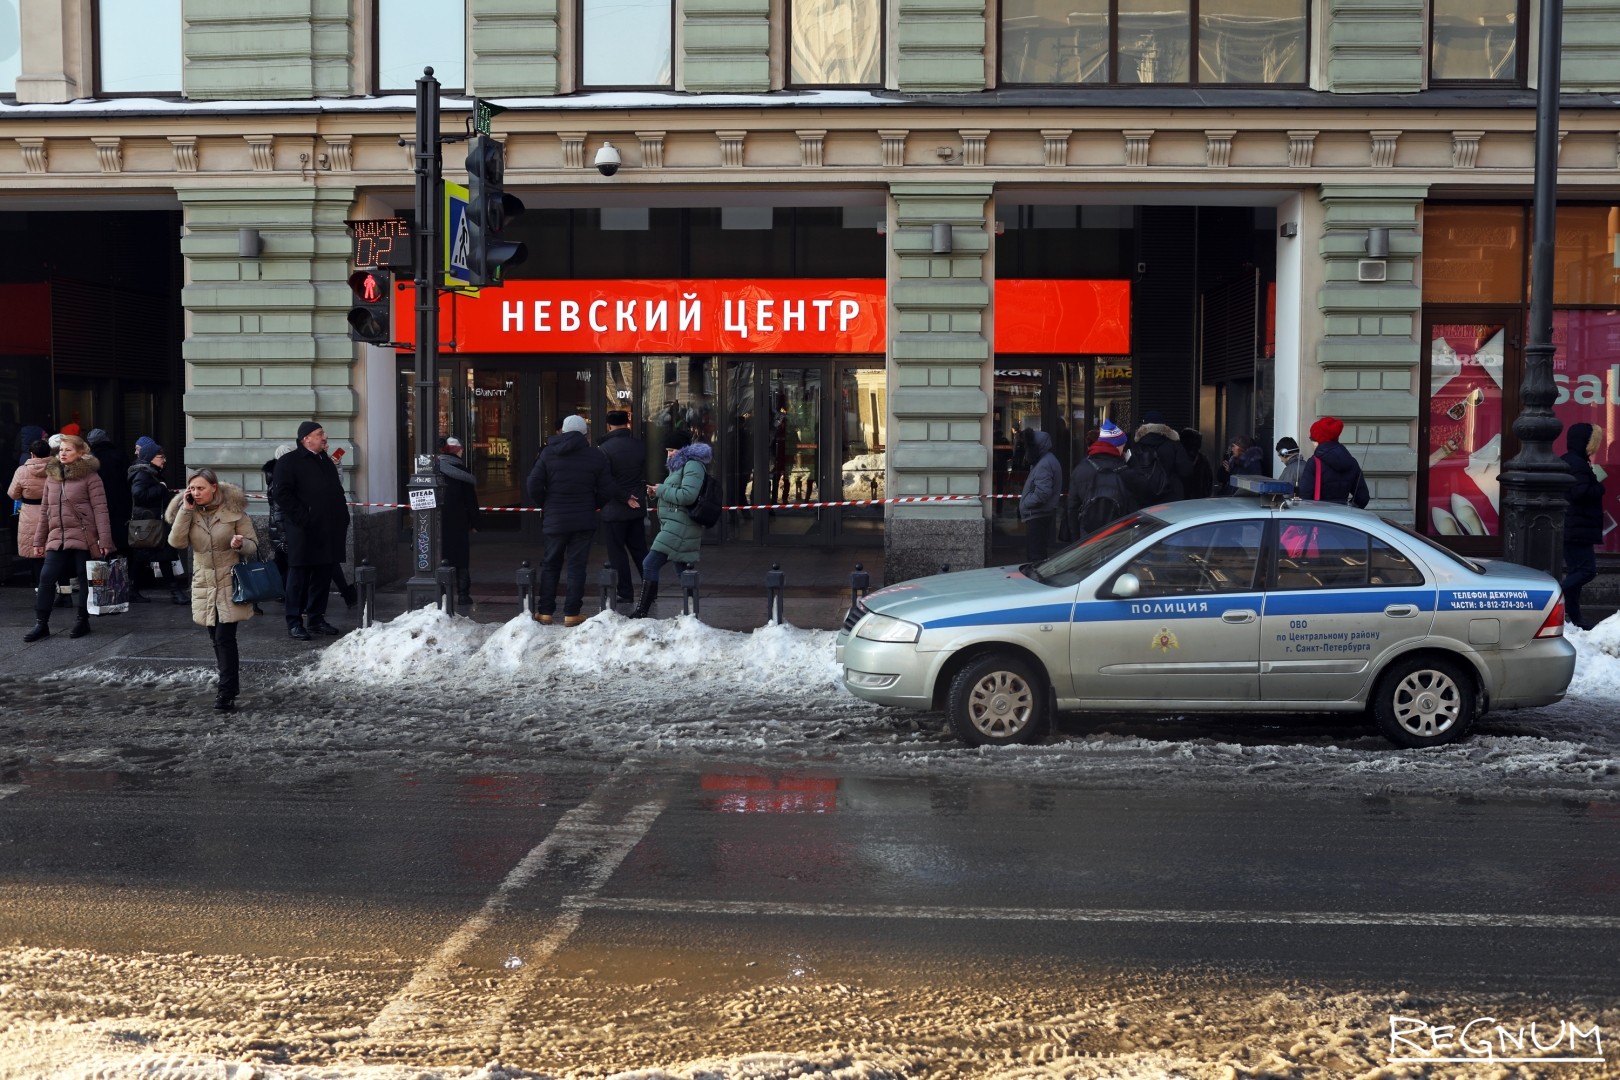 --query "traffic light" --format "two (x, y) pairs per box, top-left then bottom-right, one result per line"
(464, 135), (526, 287)
(347, 268), (393, 343)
